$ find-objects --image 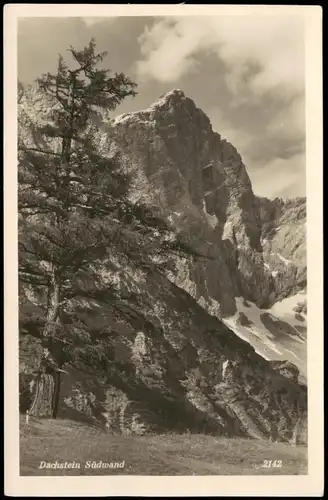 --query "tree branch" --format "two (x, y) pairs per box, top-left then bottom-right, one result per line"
(19, 147), (62, 156)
